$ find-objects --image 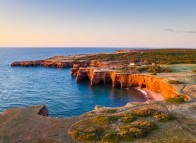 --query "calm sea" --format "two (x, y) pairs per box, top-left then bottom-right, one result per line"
(0, 48), (146, 117)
